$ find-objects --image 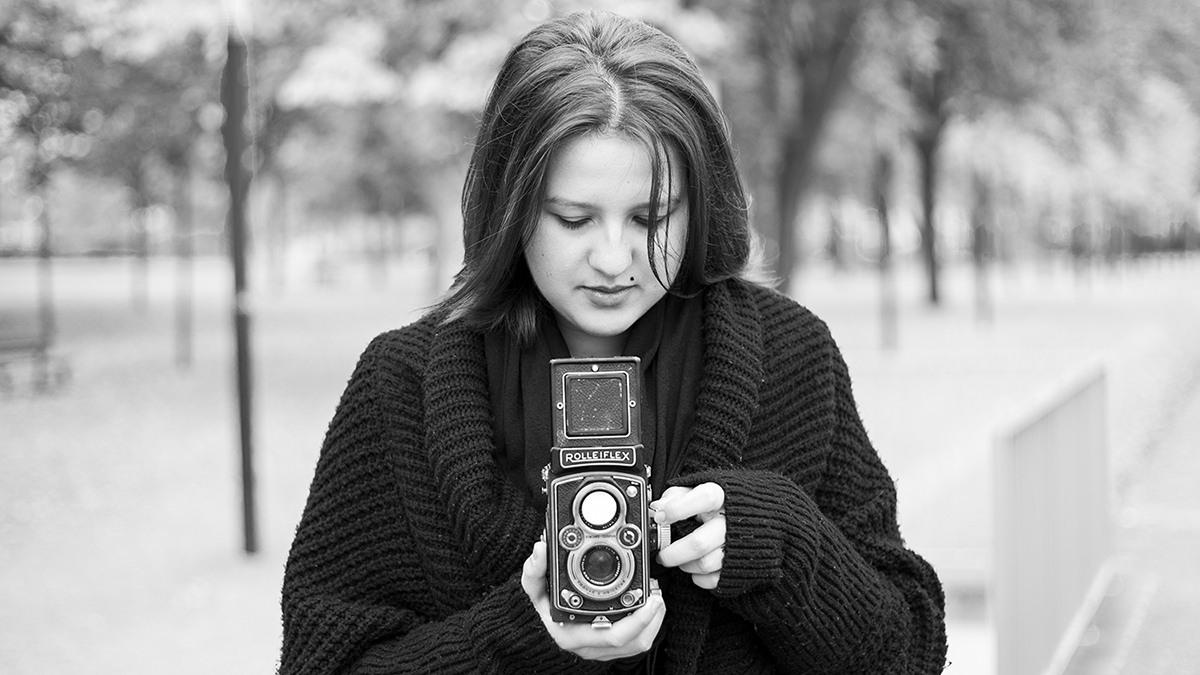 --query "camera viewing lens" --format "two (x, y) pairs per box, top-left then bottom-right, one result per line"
(580, 490), (619, 529)
(582, 546), (620, 585)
